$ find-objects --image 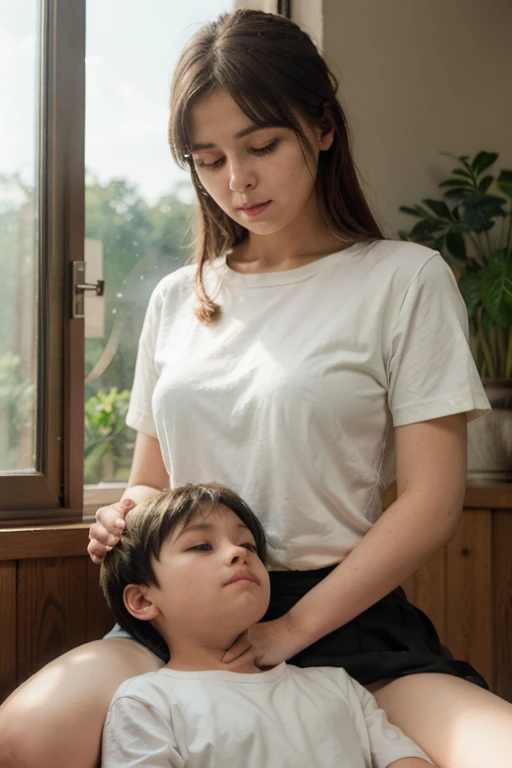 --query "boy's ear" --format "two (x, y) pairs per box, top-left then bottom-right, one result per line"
(123, 584), (160, 621)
